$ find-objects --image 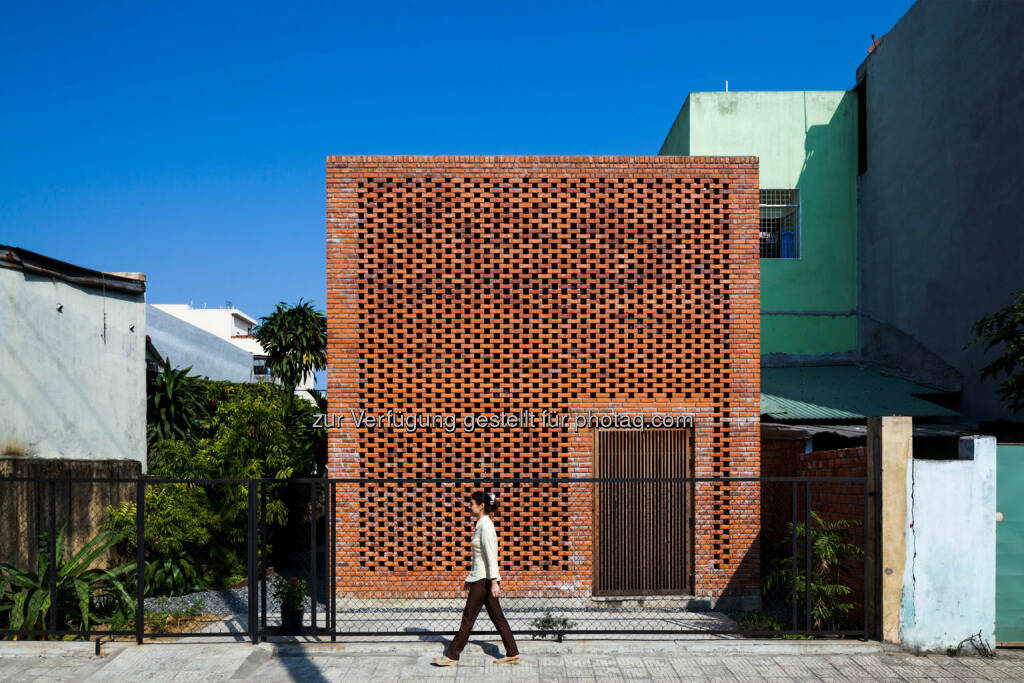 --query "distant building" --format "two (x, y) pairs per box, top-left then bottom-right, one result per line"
(659, 0), (1024, 428)
(854, 0), (1024, 424)
(661, 91), (858, 366)
(0, 245), (147, 471)
(146, 304), (255, 383)
(152, 304), (315, 393)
